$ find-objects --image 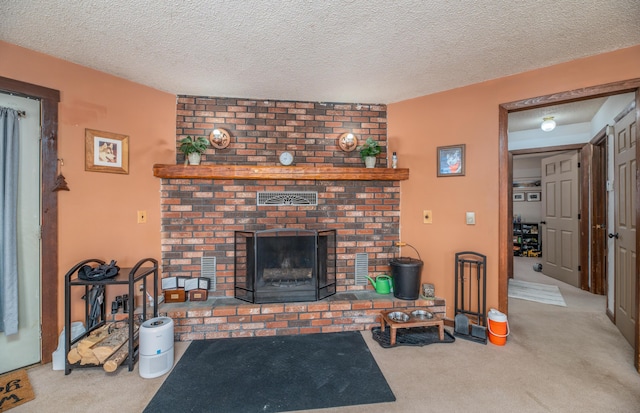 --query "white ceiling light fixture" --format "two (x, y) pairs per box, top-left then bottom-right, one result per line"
(541, 116), (556, 132)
